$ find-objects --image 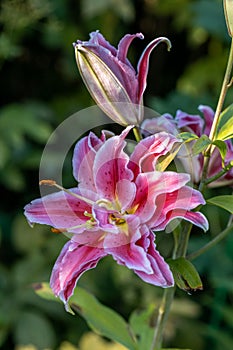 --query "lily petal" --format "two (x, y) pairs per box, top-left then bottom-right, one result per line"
(137, 37), (171, 103)
(129, 132), (180, 177)
(93, 127), (134, 200)
(24, 188), (92, 233)
(50, 240), (107, 307)
(109, 227), (174, 287)
(72, 132), (102, 192)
